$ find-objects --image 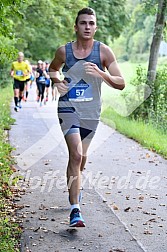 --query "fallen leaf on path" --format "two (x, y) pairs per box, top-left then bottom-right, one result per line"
(39, 217), (48, 220)
(53, 231), (59, 234)
(148, 218), (157, 223)
(124, 207), (131, 212)
(113, 205), (119, 210)
(31, 211), (36, 214)
(50, 206), (59, 209)
(83, 243), (89, 246)
(25, 205), (30, 208)
(33, 227), (40, 232)
(146, 153), (150, 158)
(109, 249), (125, 252)
(144, 230), (153, 235)
(142, 211), (151, 215)
(150, 195), (159, 199)
(39, 204), (47, 210)
(21, 214), (27, 218)
(139, 196), (144, 201)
